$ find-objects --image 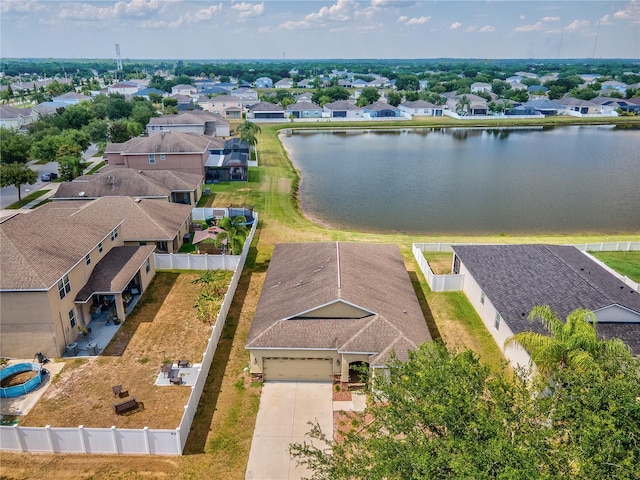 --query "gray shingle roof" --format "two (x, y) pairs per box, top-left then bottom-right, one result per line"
(54, 168), (202, 199)
(246, 242), (432, 366)
(106, 131), (222, 155)
(451, 244), (640, 354)
(324, 100), (362, 111)
(147, 111), (222, 126)
(248, 101), (284, 112)
(286, 101), (322, 112)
